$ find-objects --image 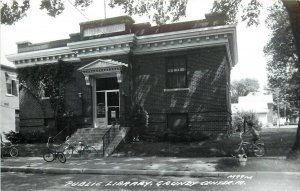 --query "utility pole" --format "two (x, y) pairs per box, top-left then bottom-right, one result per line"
(104, 0), (107, 19)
